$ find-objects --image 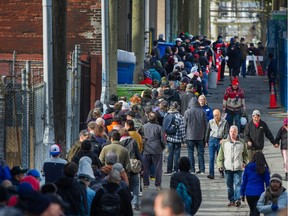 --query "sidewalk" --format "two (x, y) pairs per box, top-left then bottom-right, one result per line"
(136, 74), (287, 216)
